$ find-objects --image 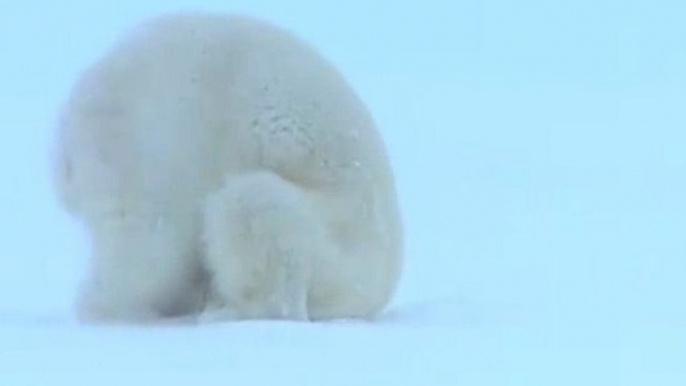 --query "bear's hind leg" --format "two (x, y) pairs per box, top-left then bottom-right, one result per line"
(202, 172), (334, 321)
(77, 211), (204, 323)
